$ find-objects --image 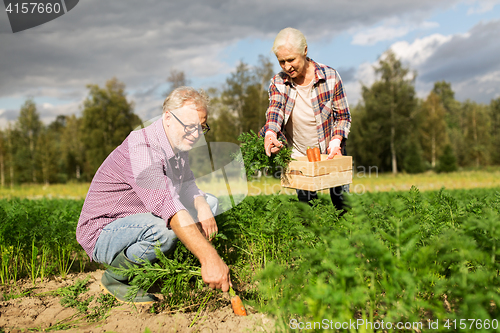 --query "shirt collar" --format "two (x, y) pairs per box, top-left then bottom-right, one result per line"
(153, 117), (188, 164)
(281, 58), (324, 86)
(153, 117), (176, 160)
